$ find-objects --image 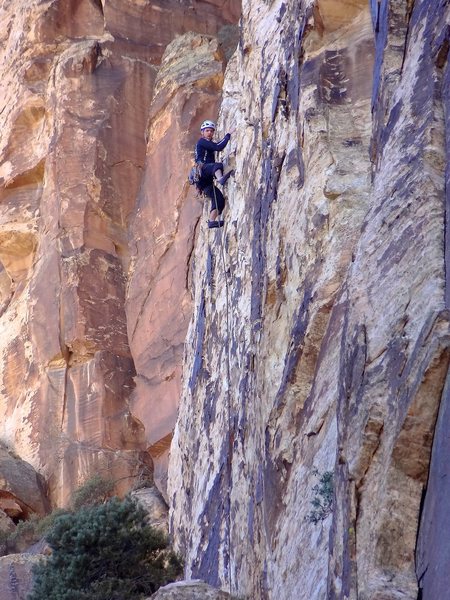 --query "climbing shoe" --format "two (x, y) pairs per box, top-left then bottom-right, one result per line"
(217, 170), (234, 186)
